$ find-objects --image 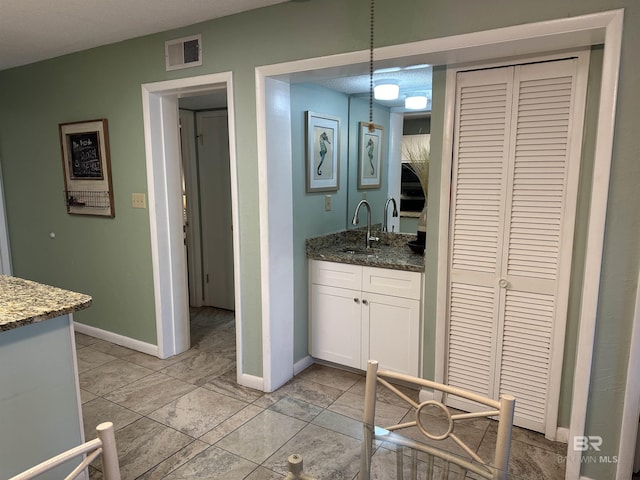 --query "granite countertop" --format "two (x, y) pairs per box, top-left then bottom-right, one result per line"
(306, 228), (425, 273)
(0, 275), (92, 332)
